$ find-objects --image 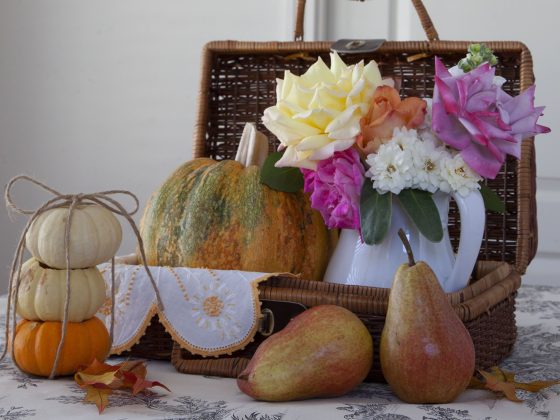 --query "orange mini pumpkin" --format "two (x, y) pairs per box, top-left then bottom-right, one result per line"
(13, 317), (110, 377)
